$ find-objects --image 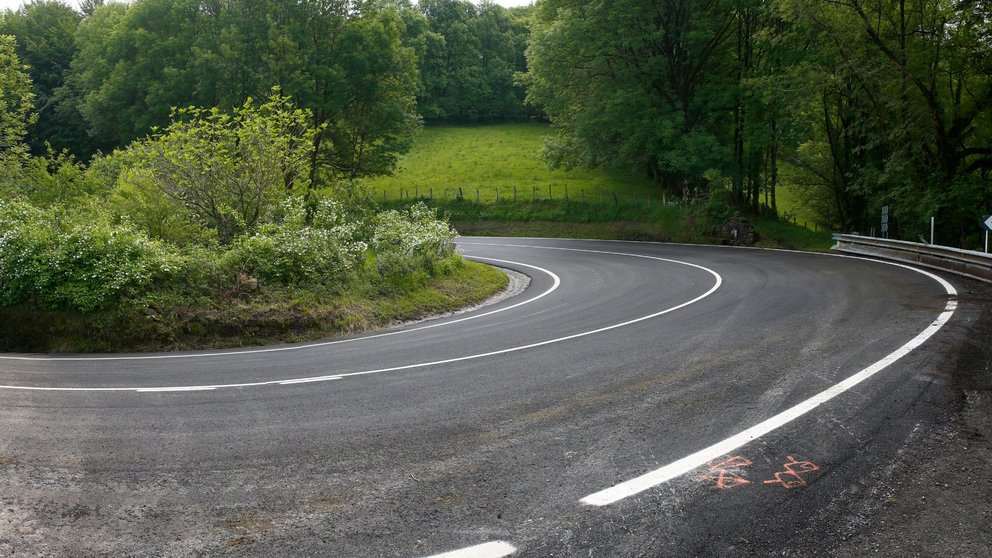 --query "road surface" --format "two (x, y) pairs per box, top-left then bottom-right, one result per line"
(0, 238), (986, 557)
